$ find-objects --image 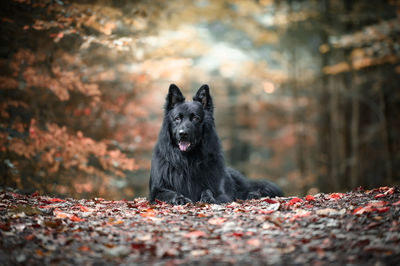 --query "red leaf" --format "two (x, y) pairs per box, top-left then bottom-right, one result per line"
(184, 230), (206, 238)
(0, 223), (11, 231)
(32, 191), (39, 197)
(392, 200), (400, 206)
(83, 107), (91, 116)
(232, 232), (244, 238)
(263, 198), (279, 204)
(305, 195), (315, 201)
(329, 193), (343, 199)
(353, 206), (374, 215)
(374, 194), (385, 199)
(353, 204), (389, 215)
(131, 243), (146, 250)
(289, 197), (303, 205)
(376, 207), (390, 213)
(50, 198), (66, 203)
